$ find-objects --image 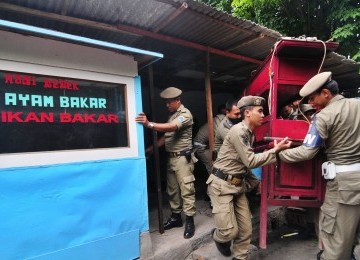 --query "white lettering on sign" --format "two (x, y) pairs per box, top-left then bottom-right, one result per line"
(59, 96), (107, 108)
(4, 93), (54, 107)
